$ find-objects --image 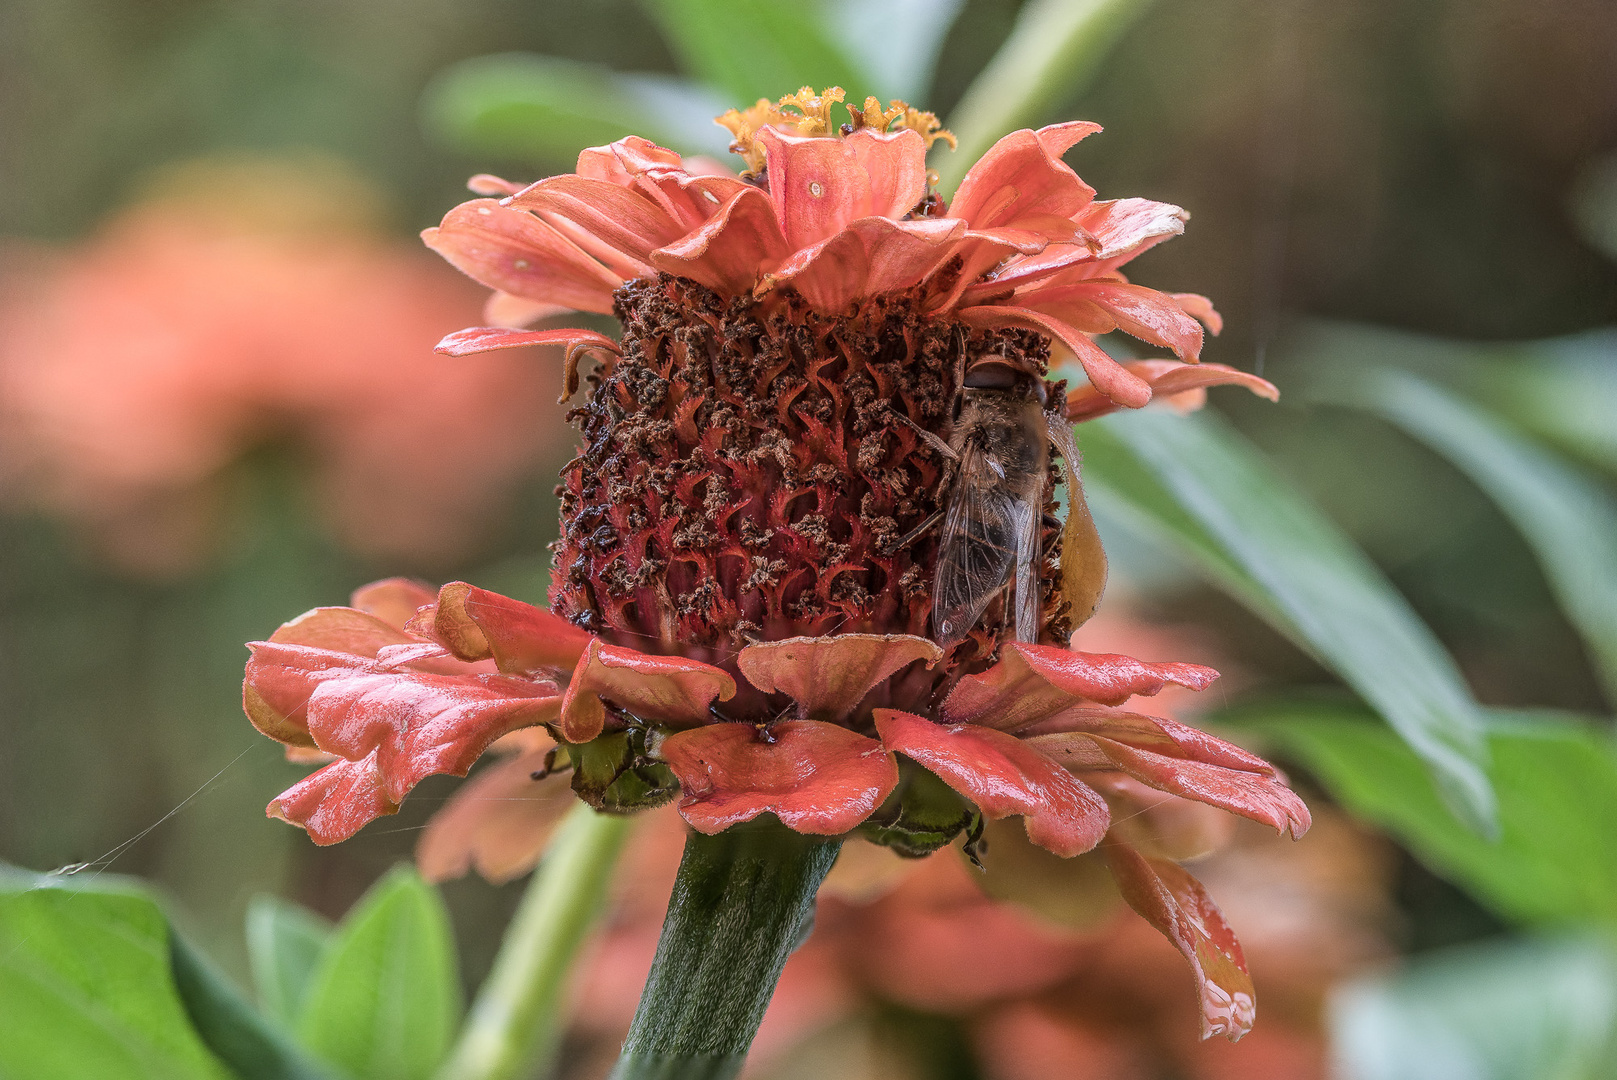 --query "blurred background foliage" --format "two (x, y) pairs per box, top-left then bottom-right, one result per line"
(3, 0), (1617, 1077)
